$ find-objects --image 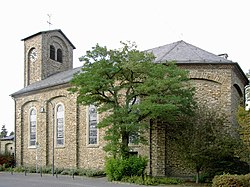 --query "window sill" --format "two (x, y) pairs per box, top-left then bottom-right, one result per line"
(28, 146), (37, 149)
(128, 143), (140, 147)
(86, 144), (99, 148)
(55, 145), (65, 149)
